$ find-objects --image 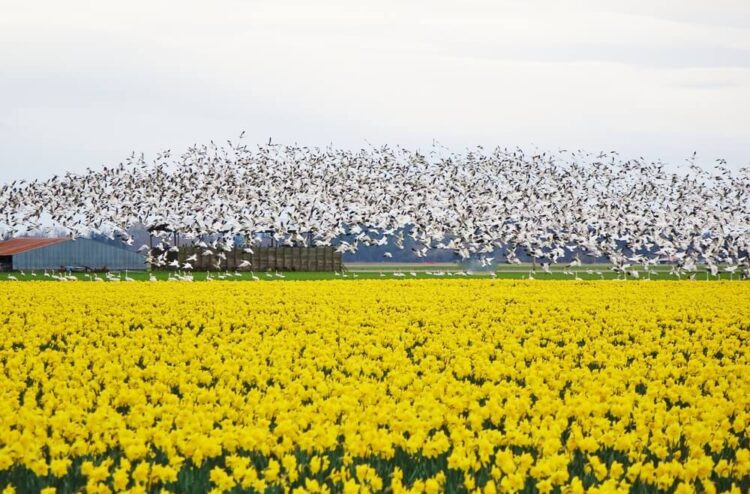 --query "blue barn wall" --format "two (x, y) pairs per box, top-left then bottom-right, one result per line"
(12, 238), (146, 271)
